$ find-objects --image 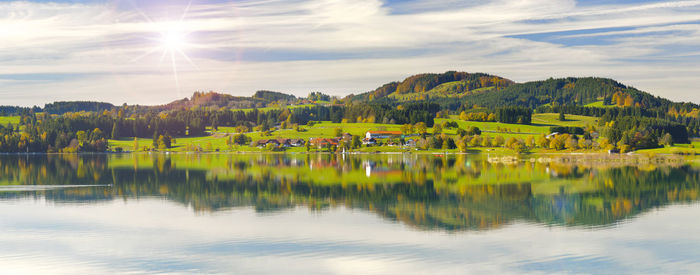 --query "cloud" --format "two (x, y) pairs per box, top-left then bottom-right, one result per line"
(1, 0), (699, 106)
